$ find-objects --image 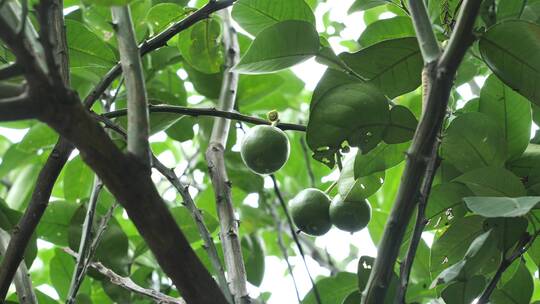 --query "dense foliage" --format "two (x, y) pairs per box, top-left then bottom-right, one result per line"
(1, 0), (540, 303)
